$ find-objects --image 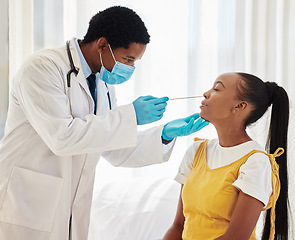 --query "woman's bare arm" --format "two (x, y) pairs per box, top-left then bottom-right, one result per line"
(163, 185), (185, 240)
(215, 191), (264, 240)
